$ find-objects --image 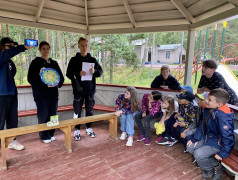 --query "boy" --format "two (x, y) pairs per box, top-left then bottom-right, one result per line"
(187, 88), (235, 180)
(171, 91), (197, 148)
